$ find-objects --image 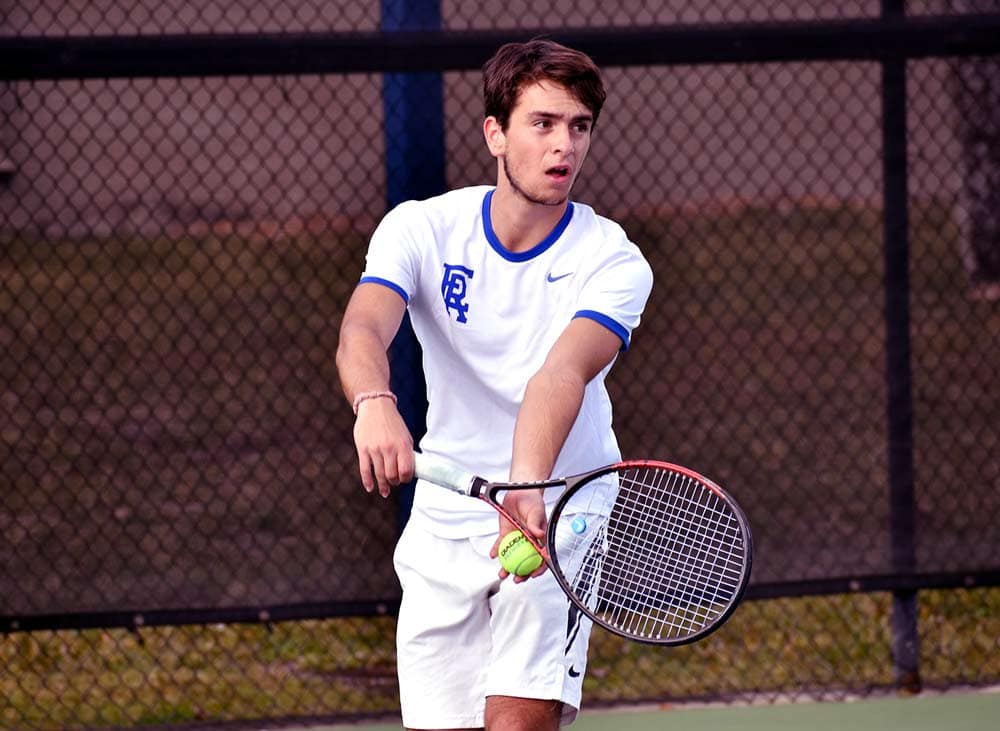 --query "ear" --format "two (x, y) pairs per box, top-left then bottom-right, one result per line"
(483, 116), (506, 158)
